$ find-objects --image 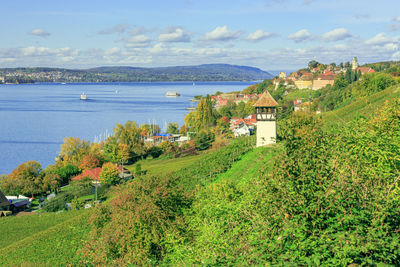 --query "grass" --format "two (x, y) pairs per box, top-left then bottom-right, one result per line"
(127, 154), (205, 176)
(283, 89), (314, 101)
(0, 210), (85, 249)
(322, 85), (400, 128)
(215, 145), (276, 186)
(0, 210), (91, 266)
